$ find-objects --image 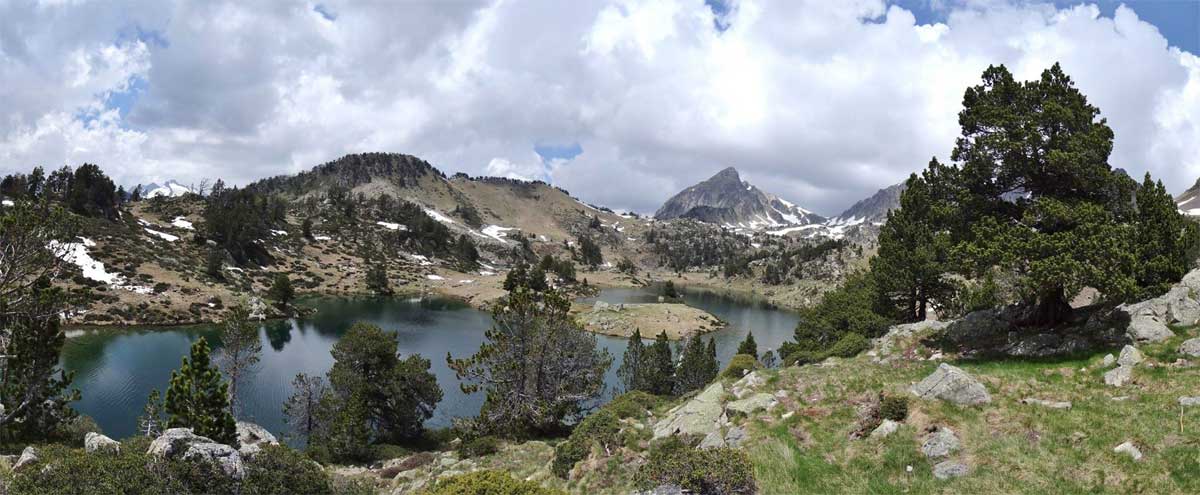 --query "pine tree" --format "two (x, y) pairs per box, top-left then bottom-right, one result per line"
(617, 329), (646, 393)
(870, 173), (955, 321)
(645, 331), (675, 396)
(218, 304), (261, 417)
(674, 336), (717, 395)
(503, 263), (529, 292)
(1134, 173), (1200, 299)
(302, 217), (314, 239)
(527, 264), (549, 292)
(736, 332), (758, 359)
(365, 262), (391, 295)
(283, 373), (328, 445)
(165, 337), (237, 444)
(138, 389), (166, 438)
(268, 272), (295, 309)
